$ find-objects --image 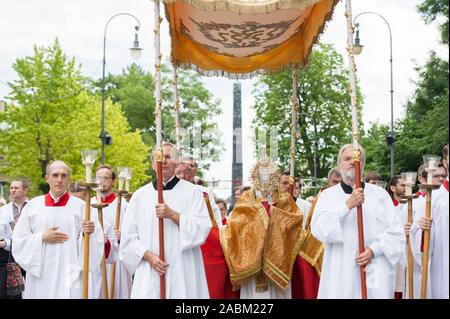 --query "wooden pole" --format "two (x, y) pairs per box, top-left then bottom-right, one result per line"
(288, 67), (298, 197)
(354, 155), (367, 299)
(203, 193), (218, 228)
(157, 151), (166, 299)
(345, 0), (367, 299)
(94, 204), (109, 299)
(82, 185), (92, 299)
(153, 0), (165, 299)
(421, 188), (433, 298)
(109, 191), (124, 299)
